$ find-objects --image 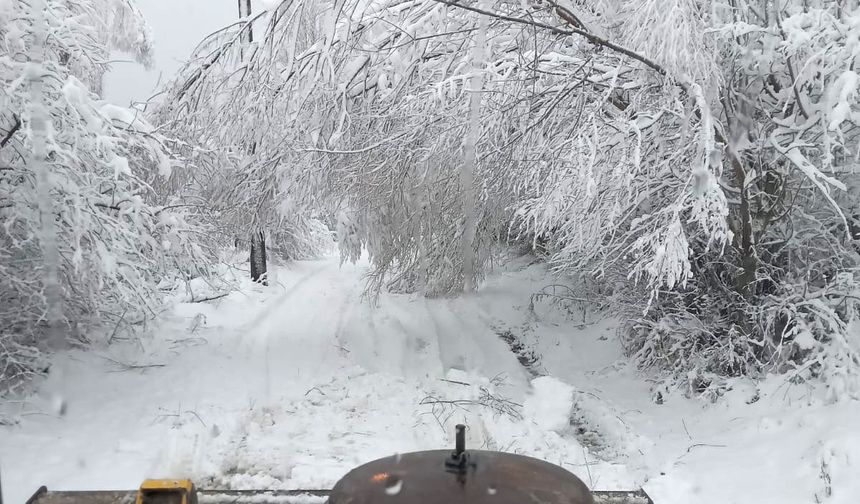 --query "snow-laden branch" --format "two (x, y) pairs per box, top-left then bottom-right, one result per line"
(1, 0), (214, 394)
